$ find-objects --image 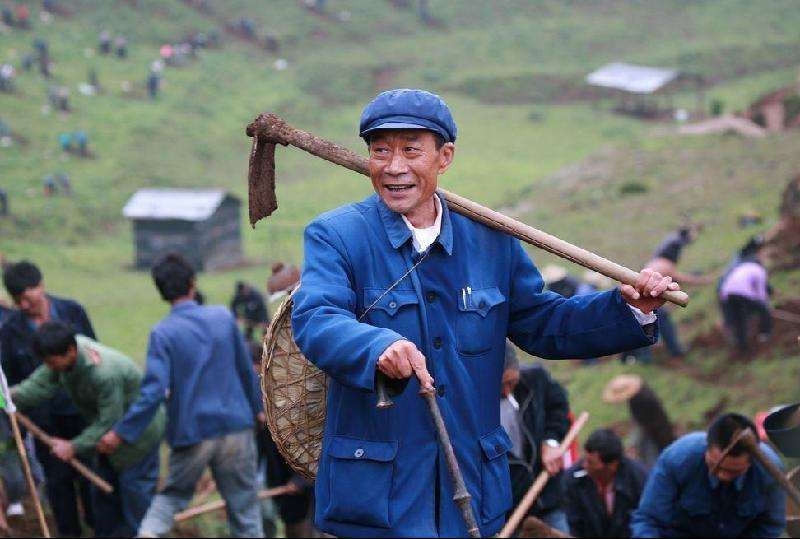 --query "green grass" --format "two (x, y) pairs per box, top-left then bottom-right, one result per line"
(2, 0), (800, 496)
